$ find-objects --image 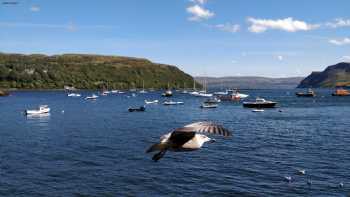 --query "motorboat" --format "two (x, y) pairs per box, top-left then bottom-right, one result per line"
(200, 102), (218, 108)
(64, 86), (76, 91)
(219, 89), (249, 101)
(204, 97), (221, 104)
(145, 99), (159, 104)
(332, 88), (350, 96)
(128, 106), (146, 112)
(252, 109), (264, 112)
(213, 91), (228, 95)
(85, 94), (99, 100)
(296, 89), (316, 97)
(162, 89), (173, 97)
(25, 105), (50, 115)
(243, 97), (277, 108)
(111, 90), (119, 94)
(67, 93), (81, 97)
(163, 100), (184, 105)
(196, 91), (213, 97)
